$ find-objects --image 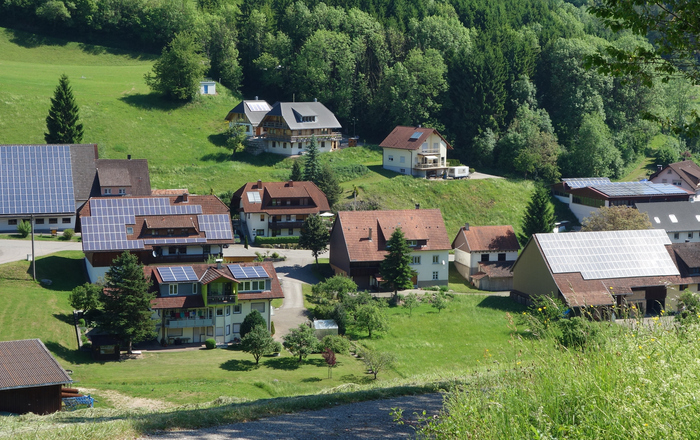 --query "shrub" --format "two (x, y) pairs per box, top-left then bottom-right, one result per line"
(82, 342), (92, 350)
(62, 228), (75, 240)
(205, 338), (217, 349)
(557, 317), (600, 350)
(271, 252), (280, 259)
(77, 318), (86, 327)
(312, 303), (334, 320)
(320, 334), (350, 354)
(81, 334), (88, 344)
(271, 341), (283, 353)
(447, 158), (462, 166)
(676, 289), (700, 325)
(255, 236), (300, 245)
(519, 295), (566, 338)
(17, 220), (31, 238)
(270, 321), (276, 335)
